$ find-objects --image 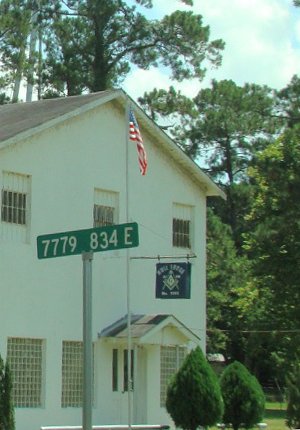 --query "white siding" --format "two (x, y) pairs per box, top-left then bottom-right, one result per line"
(0, 101), (207, 430)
